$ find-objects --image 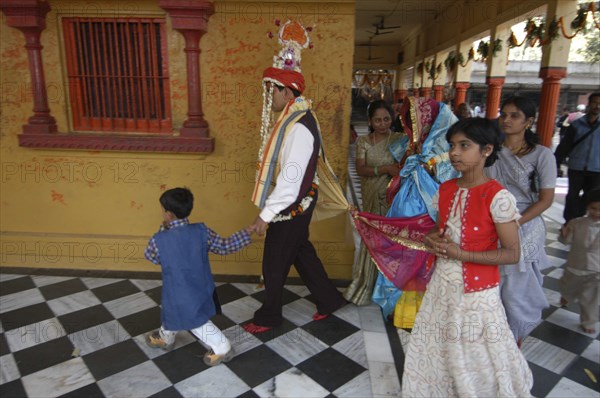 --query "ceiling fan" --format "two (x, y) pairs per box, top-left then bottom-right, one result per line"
(366, 16), (401, 35)
(357, 38), (383, 61)
(366, 26), (393, 36)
